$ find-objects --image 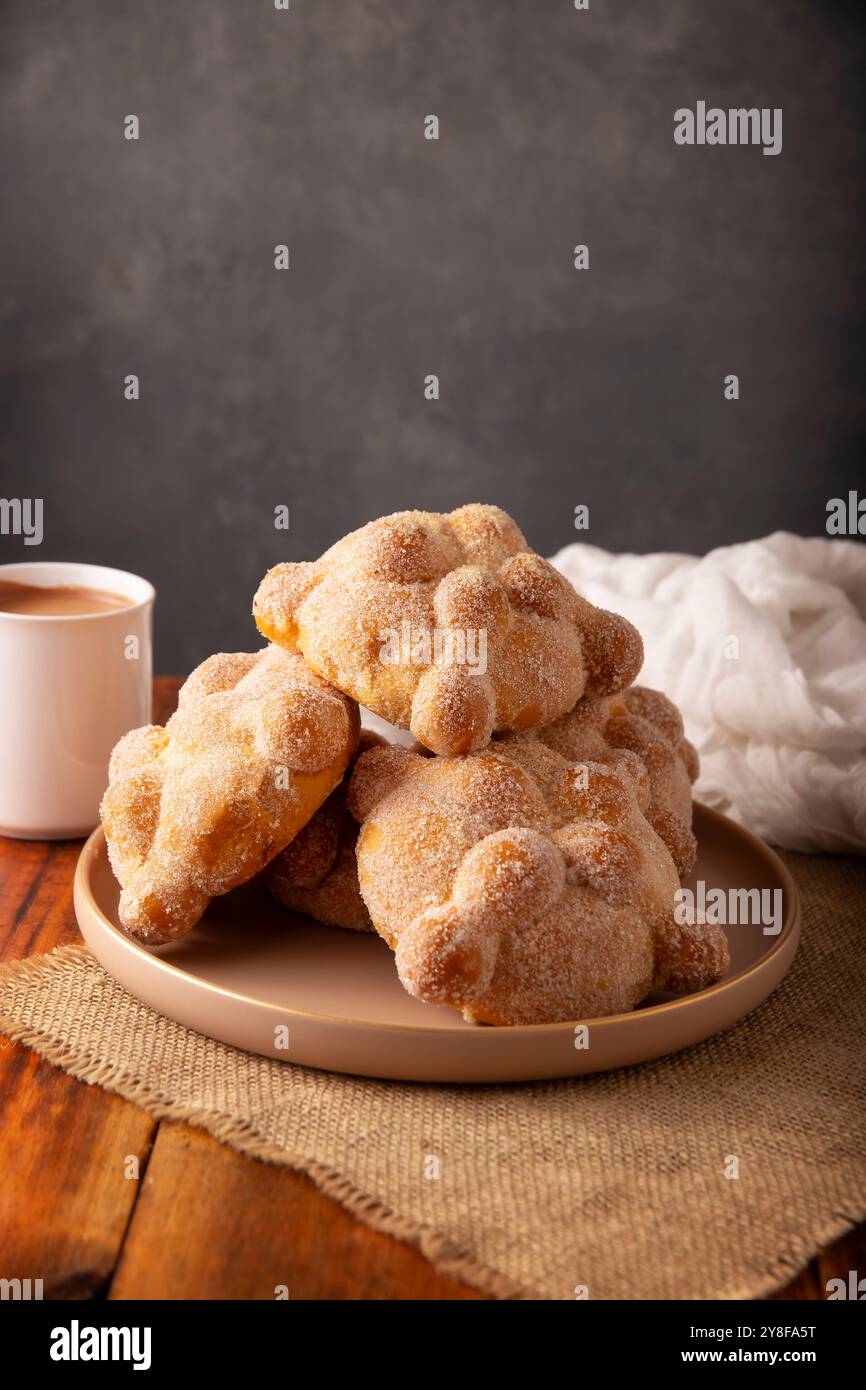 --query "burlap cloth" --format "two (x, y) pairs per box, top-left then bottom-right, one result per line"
(1, 850), (864, 1300)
